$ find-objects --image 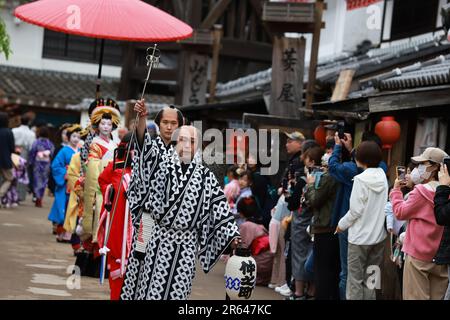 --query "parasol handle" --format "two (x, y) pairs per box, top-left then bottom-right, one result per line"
(101, 44), (160, 262)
